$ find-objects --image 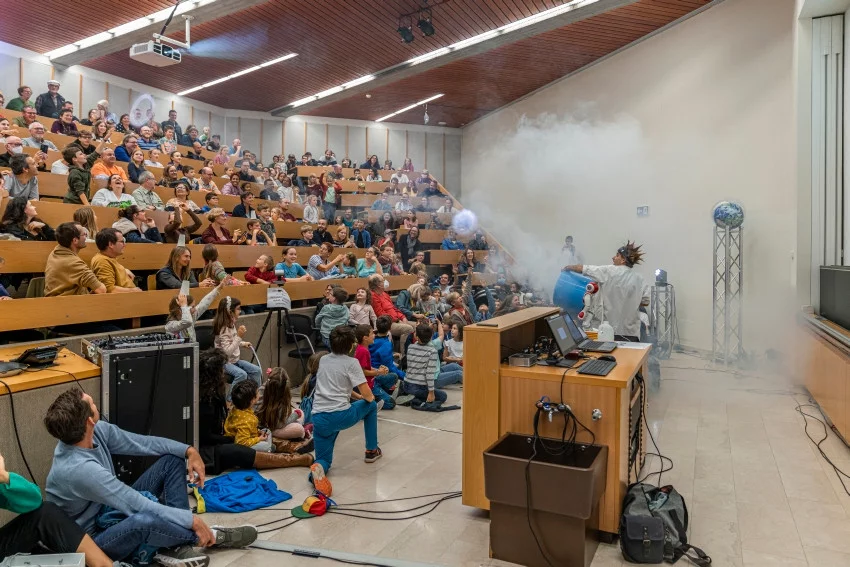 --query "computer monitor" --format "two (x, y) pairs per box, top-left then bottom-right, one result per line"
(563, 311), (588, 343)
(545, 313), (577, 357)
